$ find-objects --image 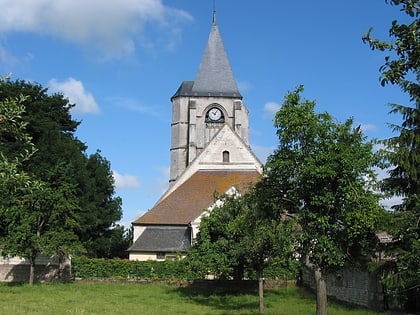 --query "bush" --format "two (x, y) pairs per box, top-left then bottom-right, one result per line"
(71, 256), (194, 280)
